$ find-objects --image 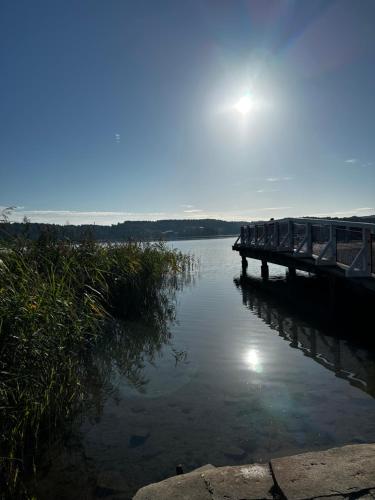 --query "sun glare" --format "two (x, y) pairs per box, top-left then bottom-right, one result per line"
(244, 348), (262, 372)
(234, 94), (253, 115)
